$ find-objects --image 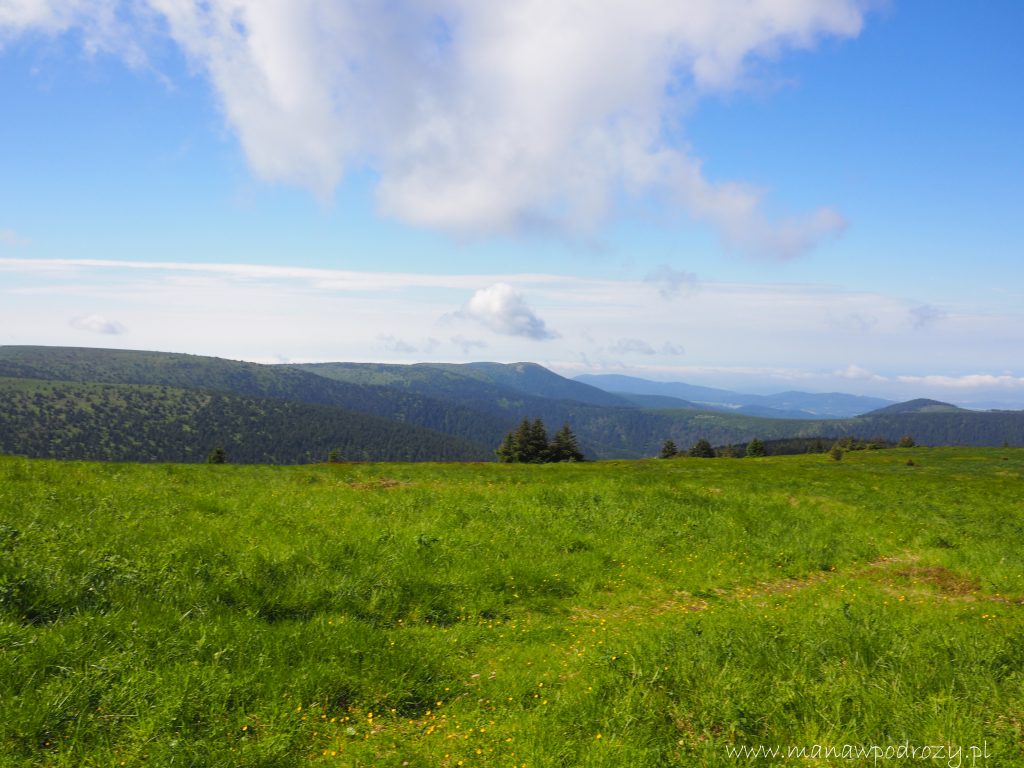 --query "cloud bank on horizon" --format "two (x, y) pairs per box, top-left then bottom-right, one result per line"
(1, 0), (866, 257)
(4, 256), (1024, 407)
